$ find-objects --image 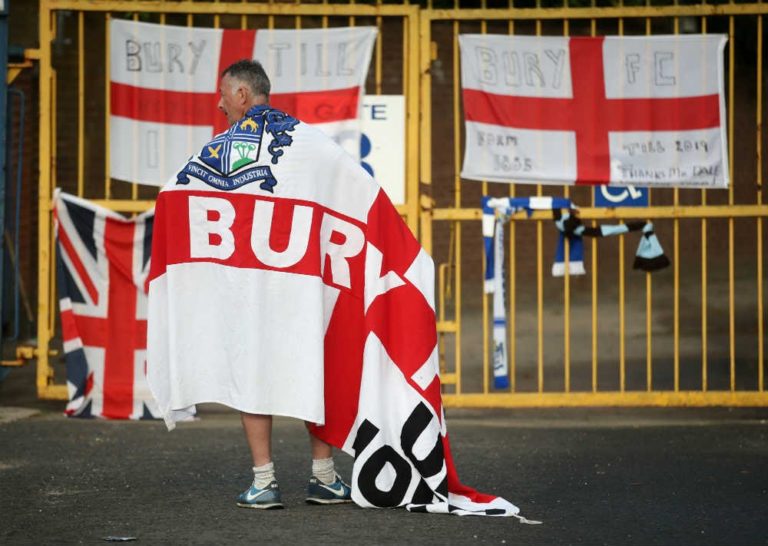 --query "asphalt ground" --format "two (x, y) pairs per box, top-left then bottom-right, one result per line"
(1, 366), (768, 546)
